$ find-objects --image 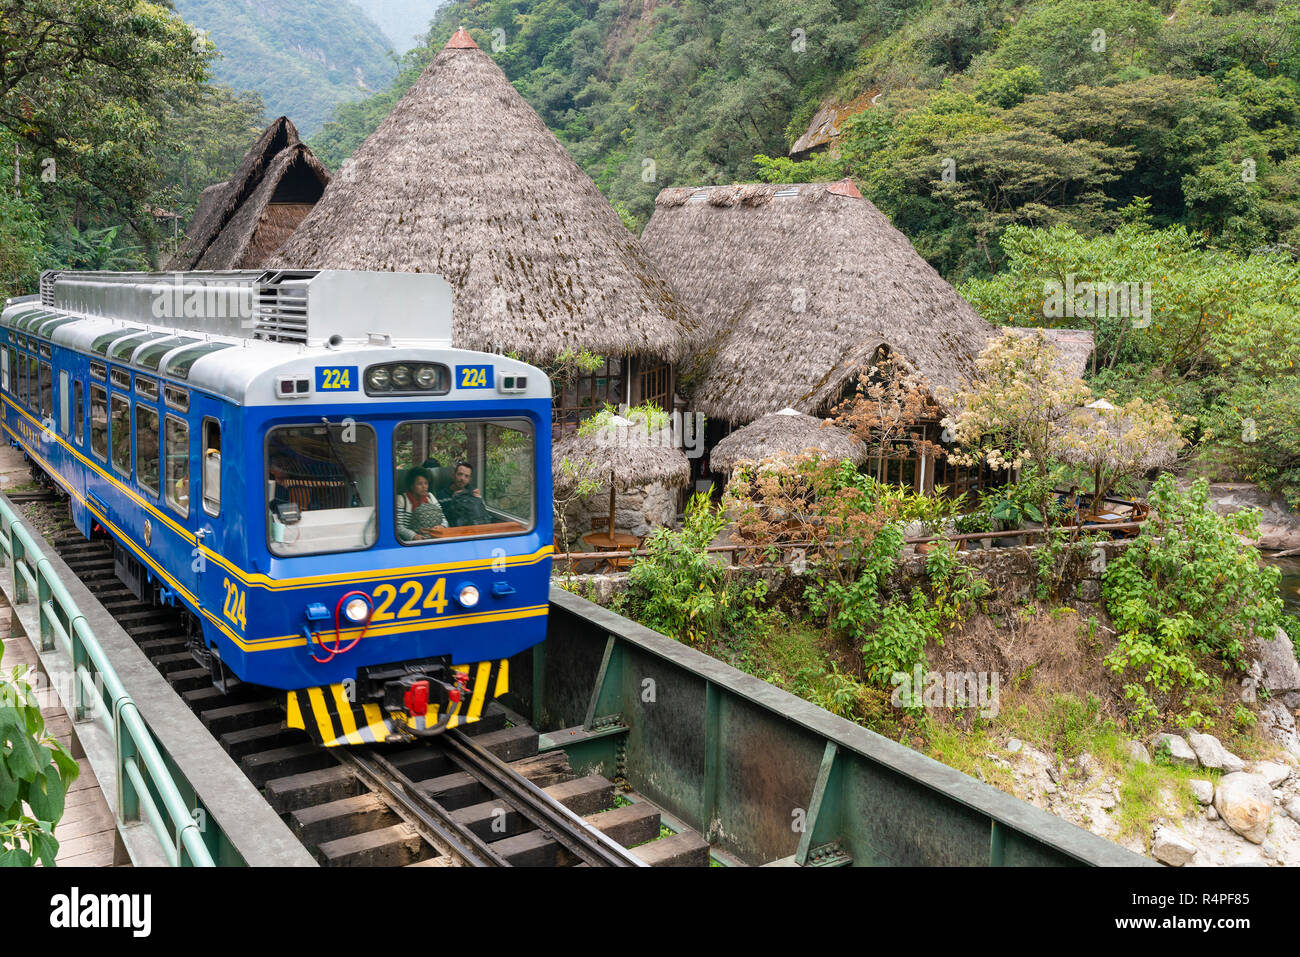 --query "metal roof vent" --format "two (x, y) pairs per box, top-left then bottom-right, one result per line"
(40, 271), (62, 307)
(774, 187), (801, 198)
(251, 271), (314, 344)
(687, 189), (708, 203)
